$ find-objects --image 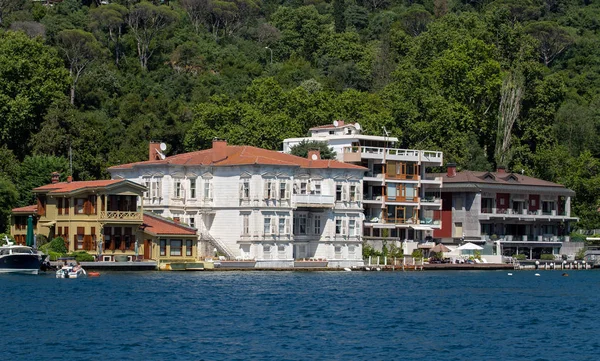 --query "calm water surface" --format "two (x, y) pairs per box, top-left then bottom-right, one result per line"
(1, 270), (599, 361)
